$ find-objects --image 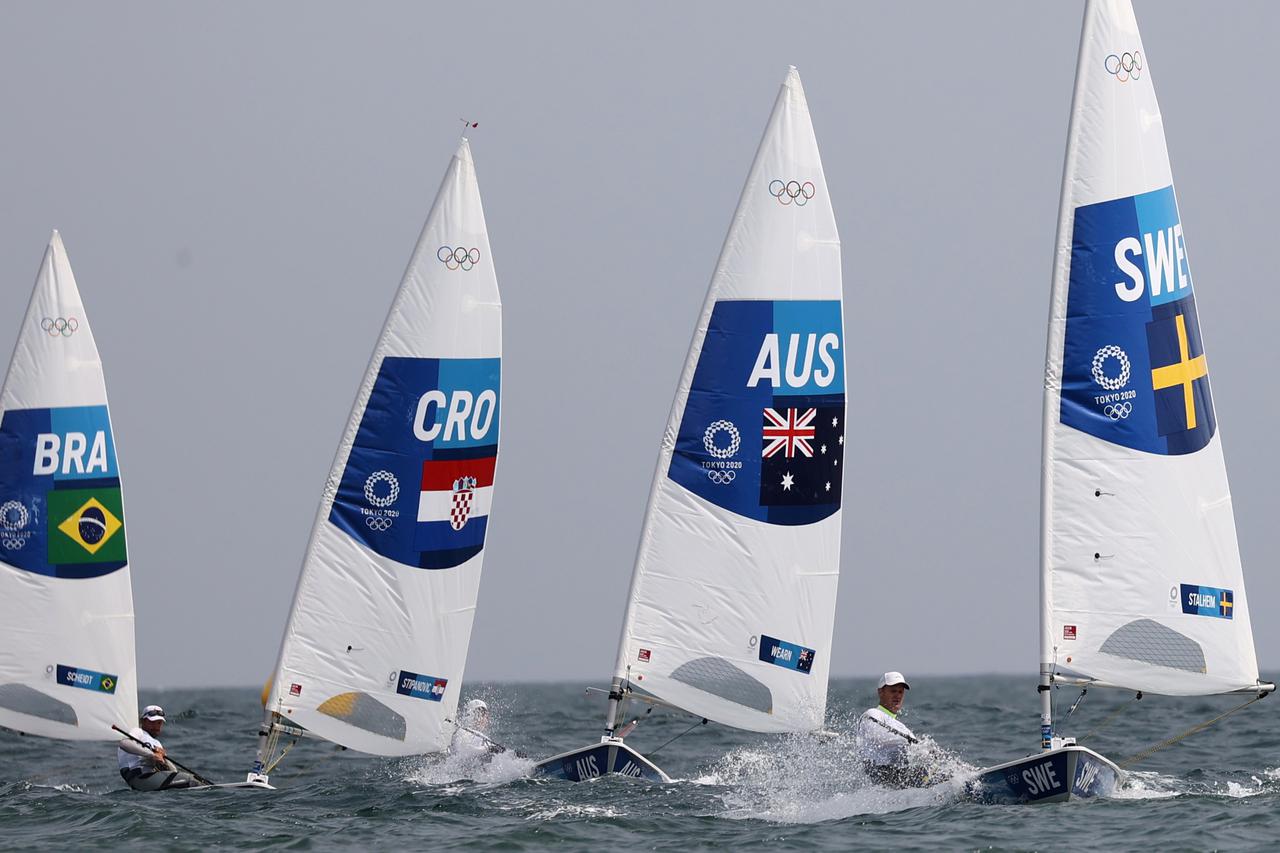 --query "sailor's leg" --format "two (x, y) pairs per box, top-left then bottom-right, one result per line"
(157, 771), (198, 790)
(121, 768), (199, 790)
